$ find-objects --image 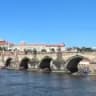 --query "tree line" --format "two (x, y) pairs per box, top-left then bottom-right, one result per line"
(67, 47), (96, 52)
